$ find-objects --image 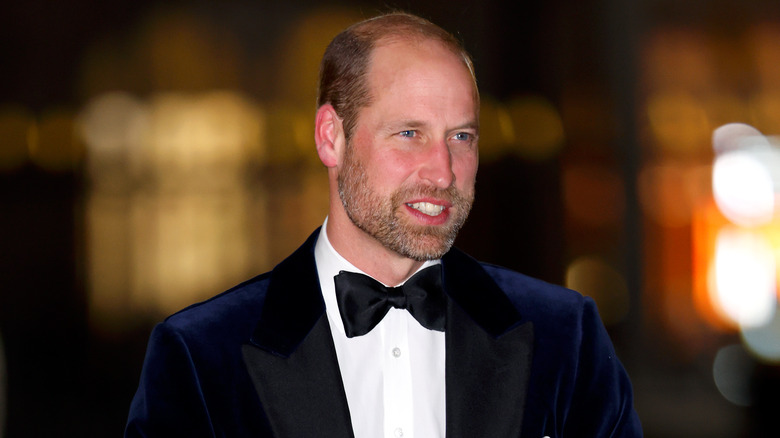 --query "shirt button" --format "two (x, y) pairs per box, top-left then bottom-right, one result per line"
(392, 347), (401, 358)
(394, 427), (404, 437)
